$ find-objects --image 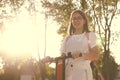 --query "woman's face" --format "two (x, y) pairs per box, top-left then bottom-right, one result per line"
(71, 12), (85, 30)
